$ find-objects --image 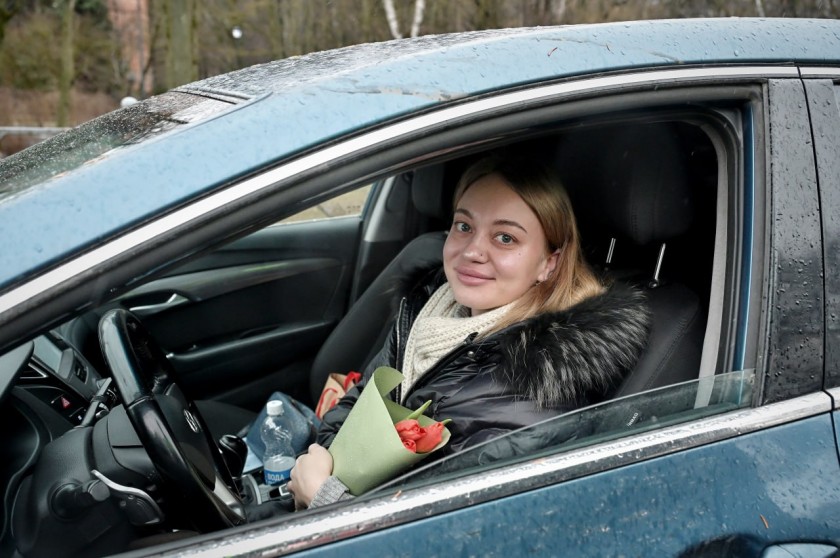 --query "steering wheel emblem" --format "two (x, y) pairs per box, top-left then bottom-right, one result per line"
(183, 409), (202, 434)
